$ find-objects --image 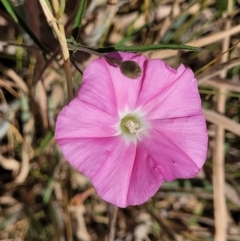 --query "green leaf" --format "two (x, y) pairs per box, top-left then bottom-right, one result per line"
(68, 37), (204, 54)
(39, 131), (53, 154)
(3, 0), (48, 52)
(96, 44), (204, 53)
(1, 0), (18, 22)
(72, 0), (87, 40)
(67, 38), (204, 57)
